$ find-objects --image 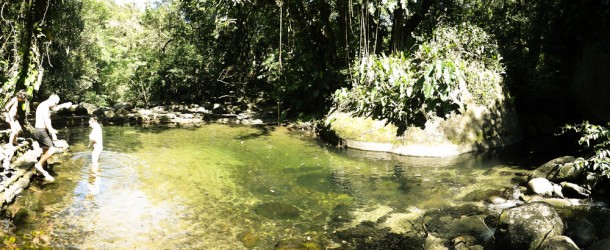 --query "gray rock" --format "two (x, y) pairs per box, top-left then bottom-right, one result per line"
(566, 219), (596, 247)
(552, 183), (564, 198)
(560, 182), (591, 198)
(113, 102), (133, 111)
(104, 109), (116, 118)
(534, 156), (575, 174)
(494, 202), (564, 250)
(531, 156), (584, 182)
(71, 105), (90, 116)
(93, 107), (112, 117)
(539, 236), (579, 250)
(550, 162), (585, 182)
(528, 178), (554, 196)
